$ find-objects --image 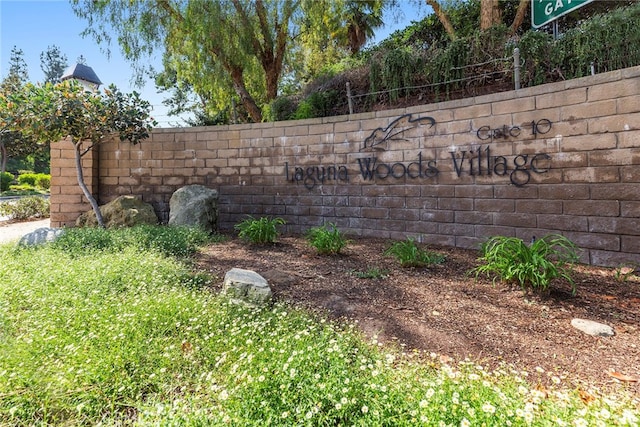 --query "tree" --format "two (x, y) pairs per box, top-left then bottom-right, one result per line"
(334, 0), (386, 54)
(424, 0), (528, 38)
(424, 0), (637, 41)
(0, 47), (32, 174)
(508, 0), (529, 35)
(480, 0), (502, 30)
(0, 46), (68, 175)
(40, 45), (69, 84)
(71, 0), (392, 123)
(11, 81), (155, 227)
(2, 47), (29, 93)
(72, 0), (302, 123)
